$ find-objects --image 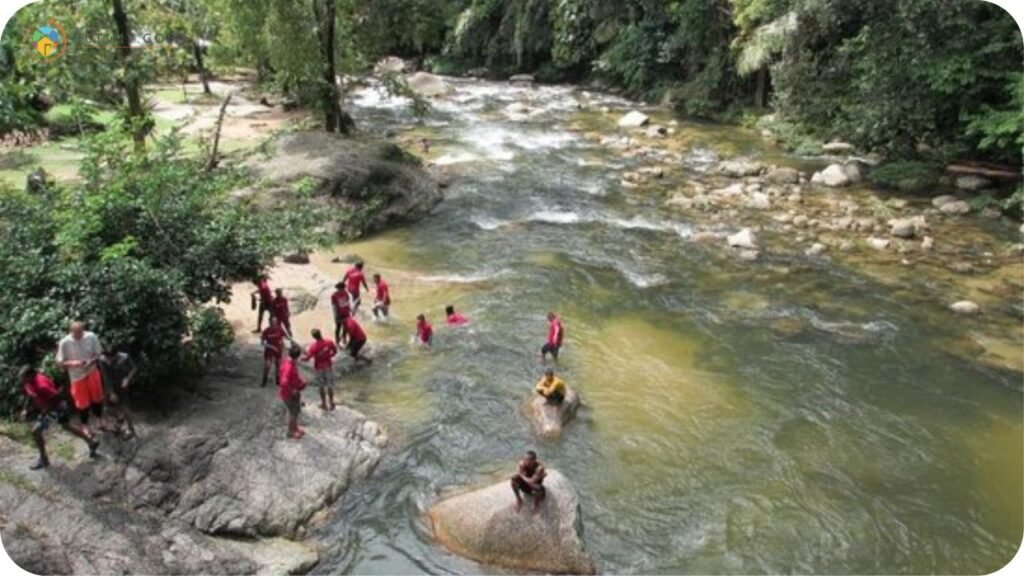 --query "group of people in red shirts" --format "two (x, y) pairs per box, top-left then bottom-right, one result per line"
(253, 259), (566, 440)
